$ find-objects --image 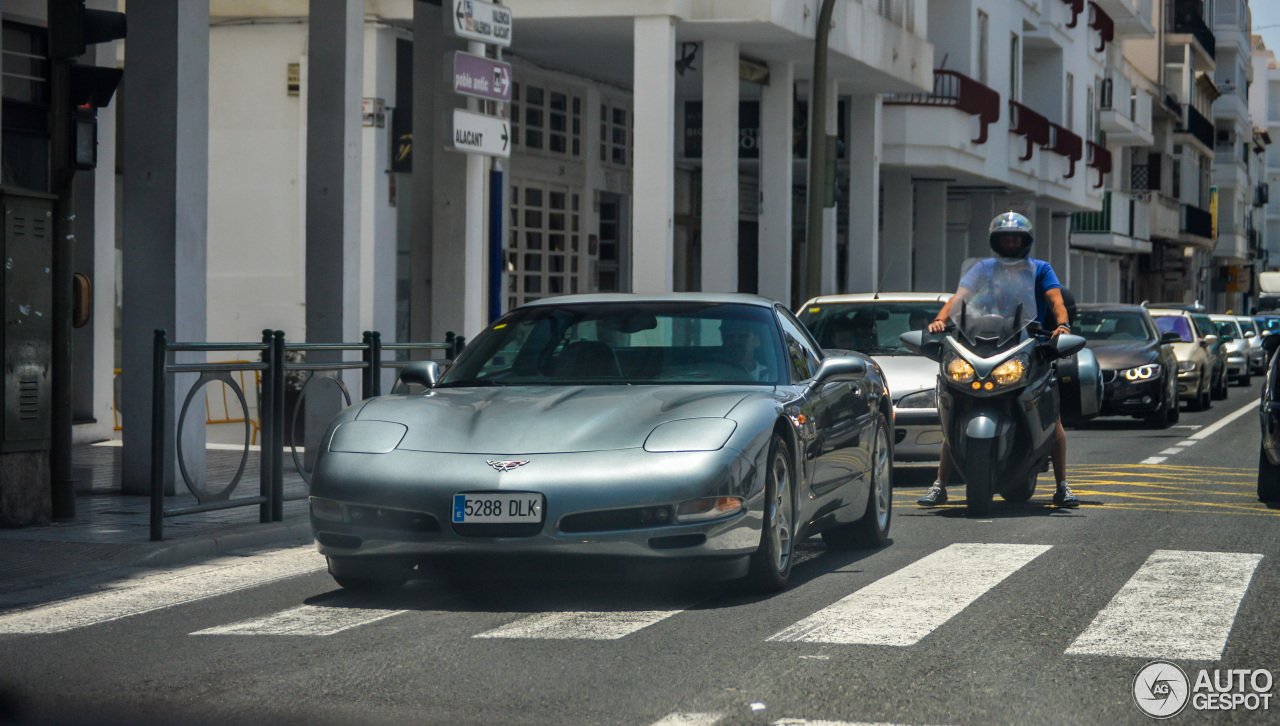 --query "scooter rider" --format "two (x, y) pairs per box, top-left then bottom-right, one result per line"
(918, 211), (1080, 508)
